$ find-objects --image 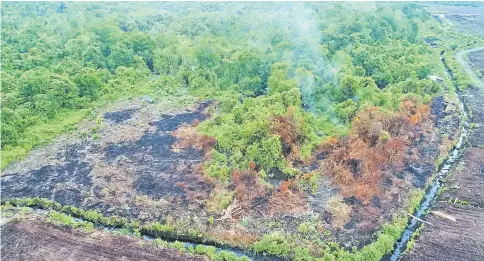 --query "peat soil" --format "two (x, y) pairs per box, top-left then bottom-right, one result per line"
(1, 220), (204, 261)
(402, 76), (484, 260)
